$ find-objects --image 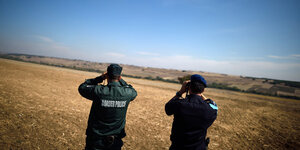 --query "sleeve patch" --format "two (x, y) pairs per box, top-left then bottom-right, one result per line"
(209, 103), (218, 110)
